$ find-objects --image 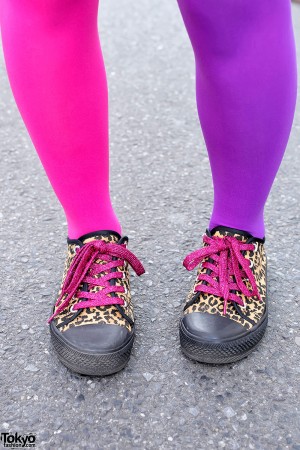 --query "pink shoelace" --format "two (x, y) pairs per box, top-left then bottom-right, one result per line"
(48, 240), (145, 323)
(183, 235), (261, 315)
